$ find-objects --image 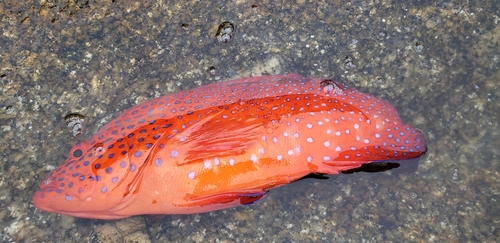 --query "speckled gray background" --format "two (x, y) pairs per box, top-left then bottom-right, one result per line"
(1, 0), (499, 242)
